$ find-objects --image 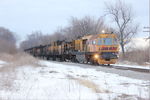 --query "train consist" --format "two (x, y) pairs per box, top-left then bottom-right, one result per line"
(25, 32), (119, 65)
